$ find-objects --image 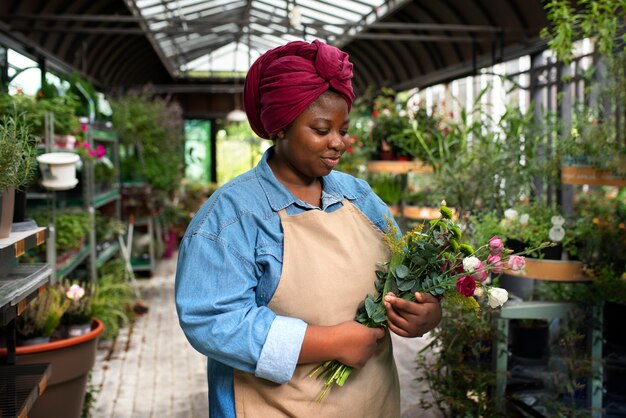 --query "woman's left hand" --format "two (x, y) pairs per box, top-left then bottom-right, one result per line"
(383, 292), (442, 338)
